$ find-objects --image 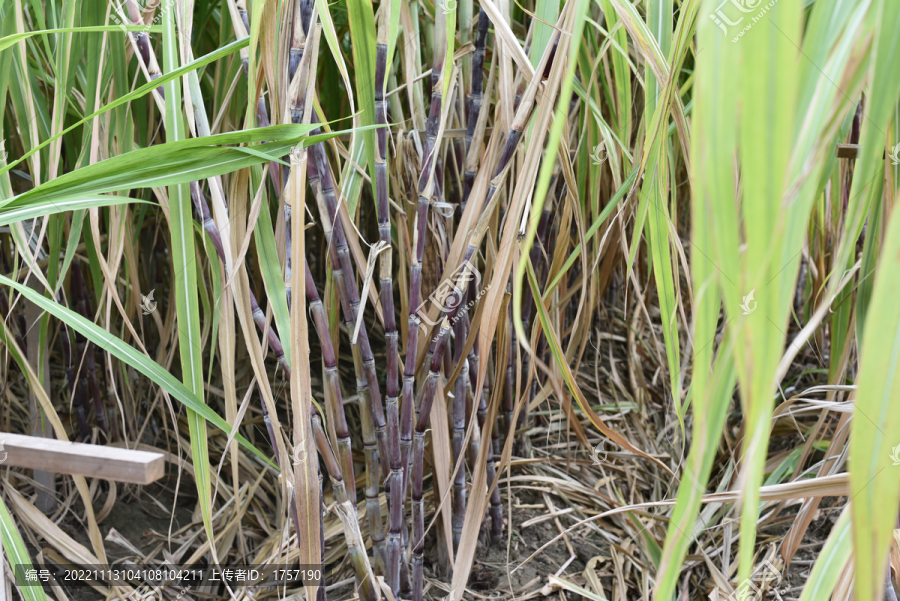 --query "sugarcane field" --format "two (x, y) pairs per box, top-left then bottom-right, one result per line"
(1, 0), (900, 599)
